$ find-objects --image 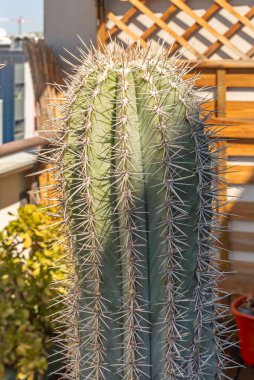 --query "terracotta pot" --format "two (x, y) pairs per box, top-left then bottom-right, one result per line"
(232, 296), (254, 366)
